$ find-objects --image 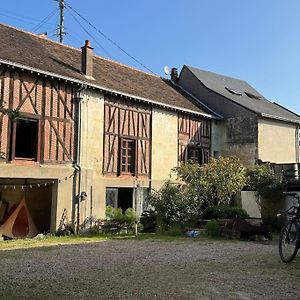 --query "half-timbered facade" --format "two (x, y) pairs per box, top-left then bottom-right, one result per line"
(0, 23), (216, 234)
(178, 113), (211, 165)
(0, 64), (78, 234)
(103, 96), (151, 178)
(0, 67), (75, 164)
